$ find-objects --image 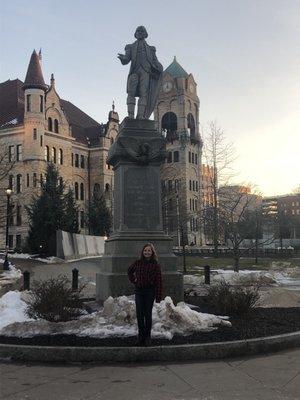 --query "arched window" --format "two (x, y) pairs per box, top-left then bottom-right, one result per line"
(48, 117), (53, 132)
(167, 151), (172, 163)
(45, 145), (50, 161)
(93, 183), (101, 195)
(54, 119), (59, 133)
(80, 183), (84, 200)
(173, 151), (179, 162)
(74, 182), (79, 200)
(161, 112), (178, 143)
(105, 183), (110, 191)
(33, 173), (37, 188)
(16, 174), (22, 193)
(9, 175), (14, 190)
(59, 149), (63, 165)
(169, 198), (173, 211)
(187, 113), (196, 141)
(52, 147), (56, 163)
